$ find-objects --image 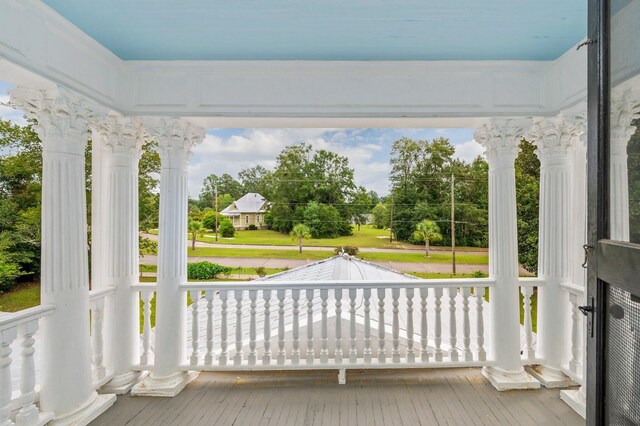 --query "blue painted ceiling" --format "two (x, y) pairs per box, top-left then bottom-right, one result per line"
(41, 0), (587, 61)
